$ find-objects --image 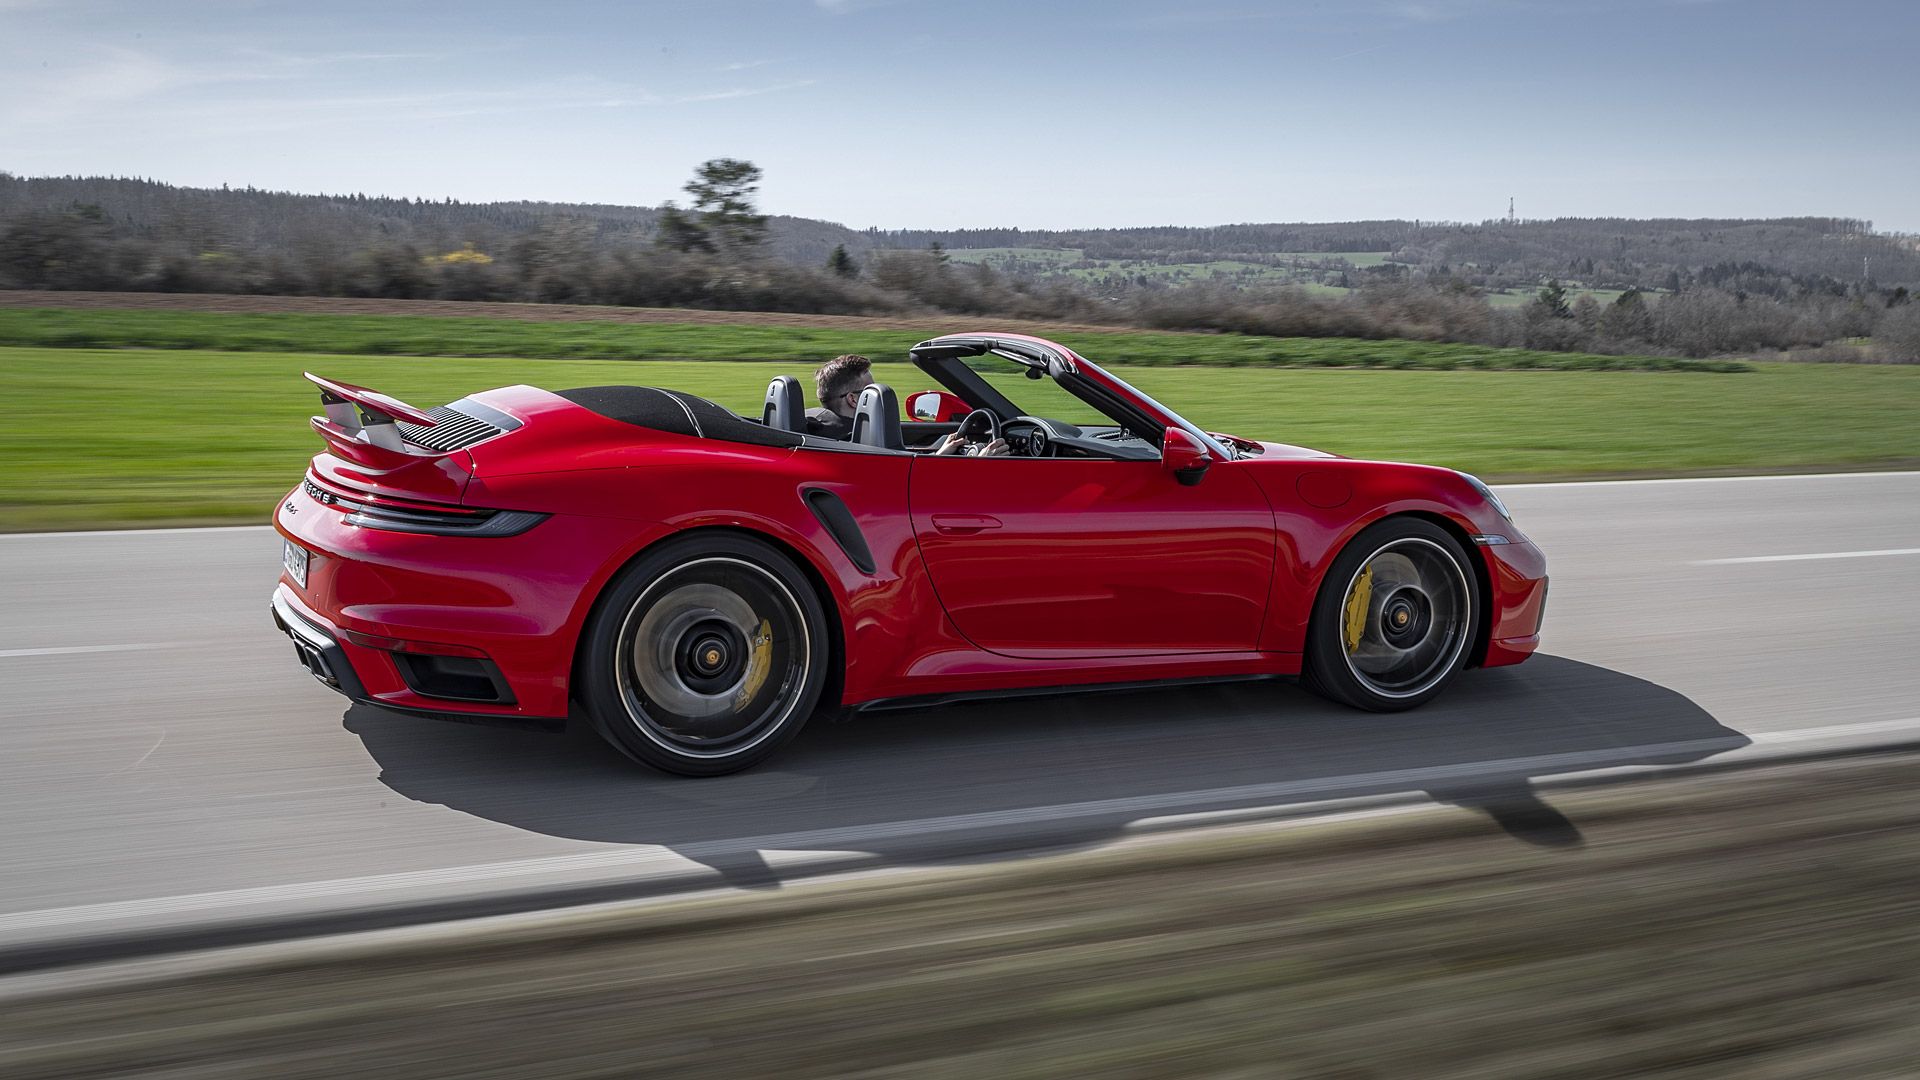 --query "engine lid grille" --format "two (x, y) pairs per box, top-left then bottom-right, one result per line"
(397, 398), (521, 451)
